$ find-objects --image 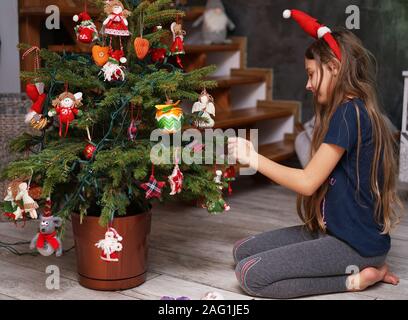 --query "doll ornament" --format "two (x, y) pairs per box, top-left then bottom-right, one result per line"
(170, 22), (186, 68)
(48, 91), (83, 137)
(102, 0), (131, 37)
(192, 89), (216, 128)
